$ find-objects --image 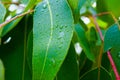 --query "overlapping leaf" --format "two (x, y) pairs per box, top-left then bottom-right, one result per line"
(33, 0), (74, 80)
(67, 0), (86, 23)
(1, 0), (36, 37)
(0, 3), (6, 37)
(56, 43), (79, 80)
(104, 24), (120, 73)
(0, 17), (32, 80)
(75, 24), (95, 61)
